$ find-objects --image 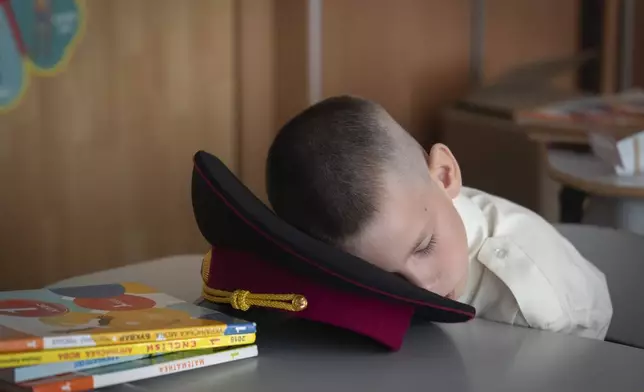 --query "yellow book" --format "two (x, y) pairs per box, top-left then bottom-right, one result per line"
(0, 333), (255, 368)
